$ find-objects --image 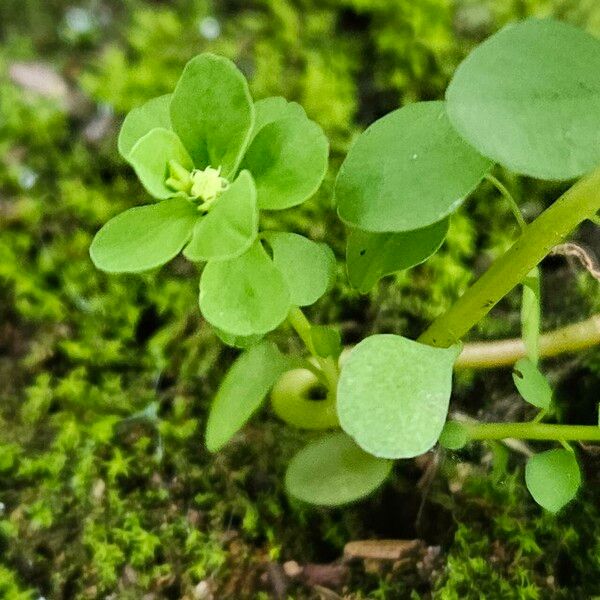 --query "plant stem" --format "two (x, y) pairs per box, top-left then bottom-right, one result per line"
(460, 421), (600, 442)
(287, 307), (339, 393)
(455, 313), (600, 369)
(419, 164), (600, 348)
(485, 173), (526, 231)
